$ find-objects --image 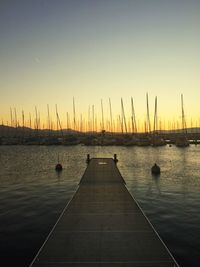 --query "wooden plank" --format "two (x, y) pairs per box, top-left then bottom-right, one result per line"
(30, 158), (179, 267)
